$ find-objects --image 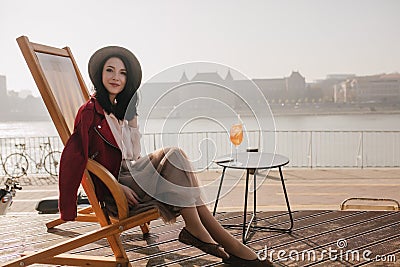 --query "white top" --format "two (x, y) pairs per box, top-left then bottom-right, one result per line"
(105, 113), (142, 161)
